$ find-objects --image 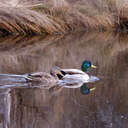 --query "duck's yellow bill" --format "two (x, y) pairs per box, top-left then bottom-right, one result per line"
(90, 87), (96, 92)
(91, 65), (97, 68)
